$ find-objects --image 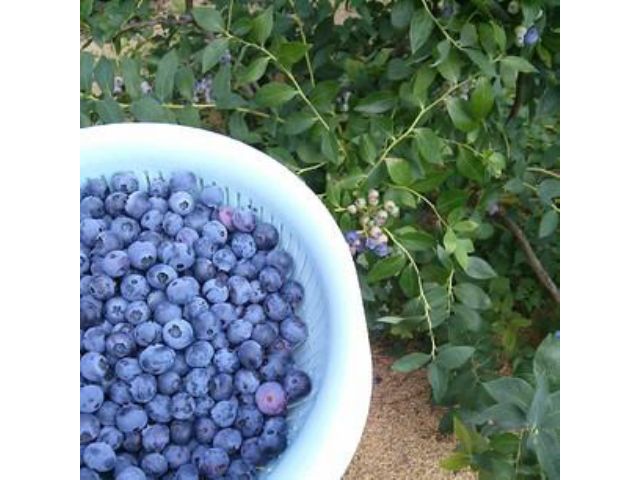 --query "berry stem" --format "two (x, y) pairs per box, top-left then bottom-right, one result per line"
(391, 185), (449, 228)
(287, 0), (316, 88)
(420, 0), (465, 52)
